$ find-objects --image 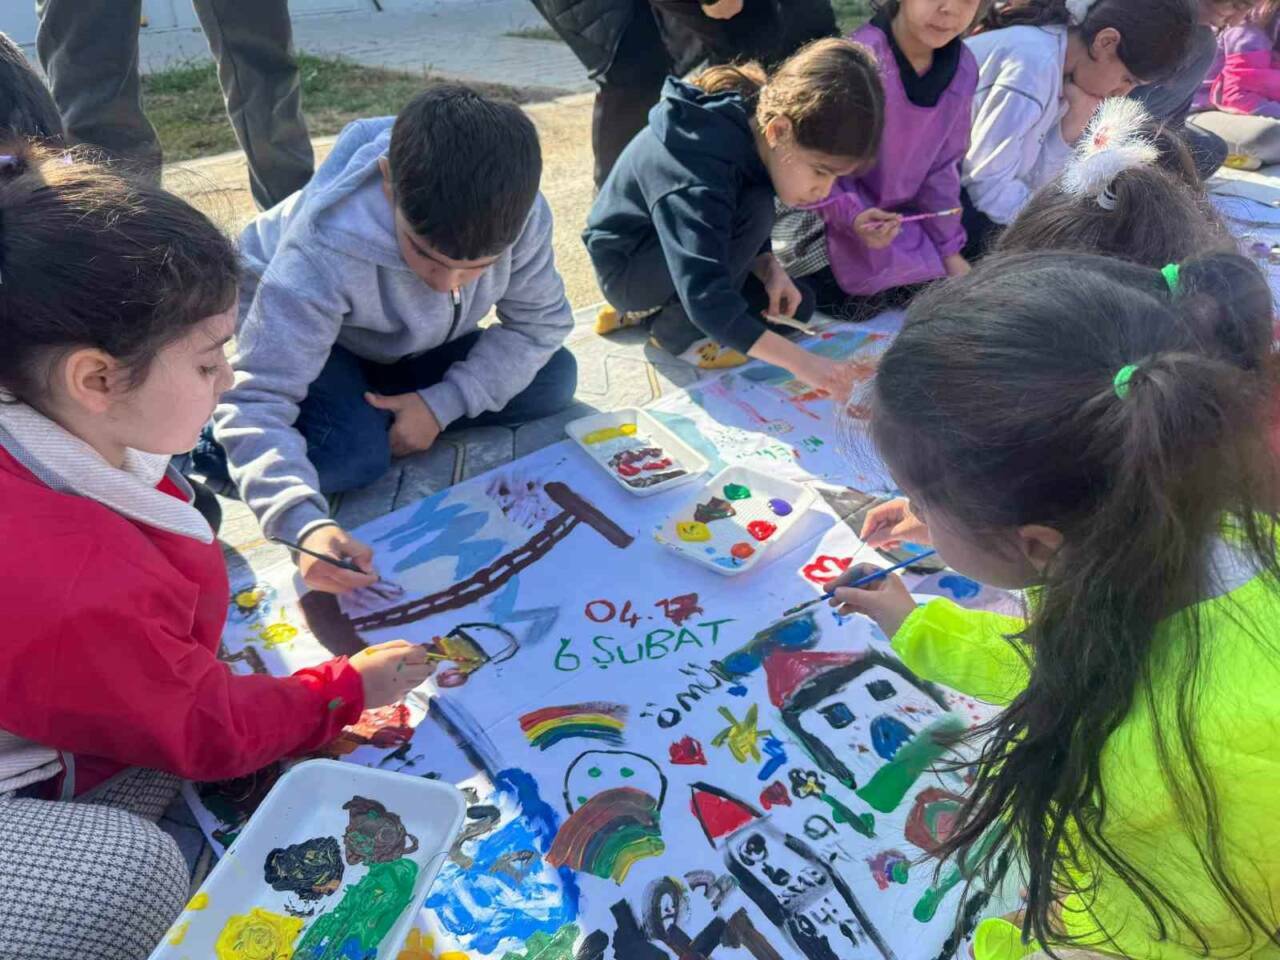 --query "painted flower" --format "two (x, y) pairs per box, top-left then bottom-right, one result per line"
(213, 907), (302, 960)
